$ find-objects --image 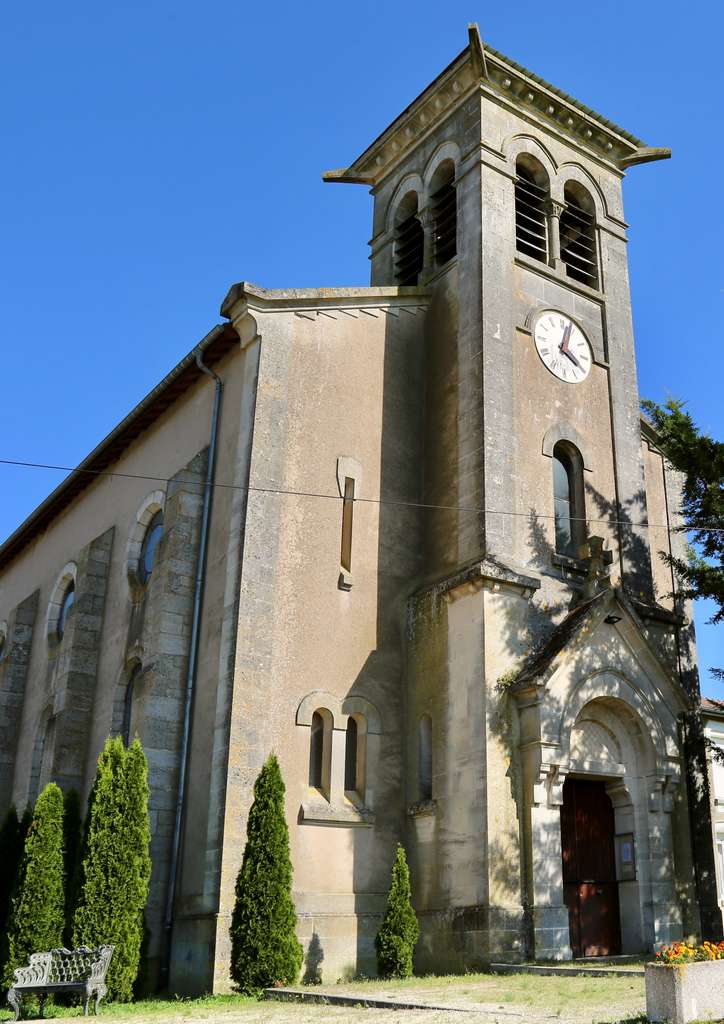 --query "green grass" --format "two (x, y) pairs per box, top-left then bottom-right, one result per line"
(0, 994), (258, 1021)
